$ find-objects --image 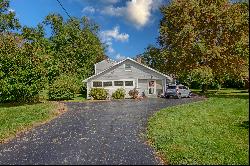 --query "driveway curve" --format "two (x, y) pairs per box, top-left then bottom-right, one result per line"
(0, 97), (203, 165)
